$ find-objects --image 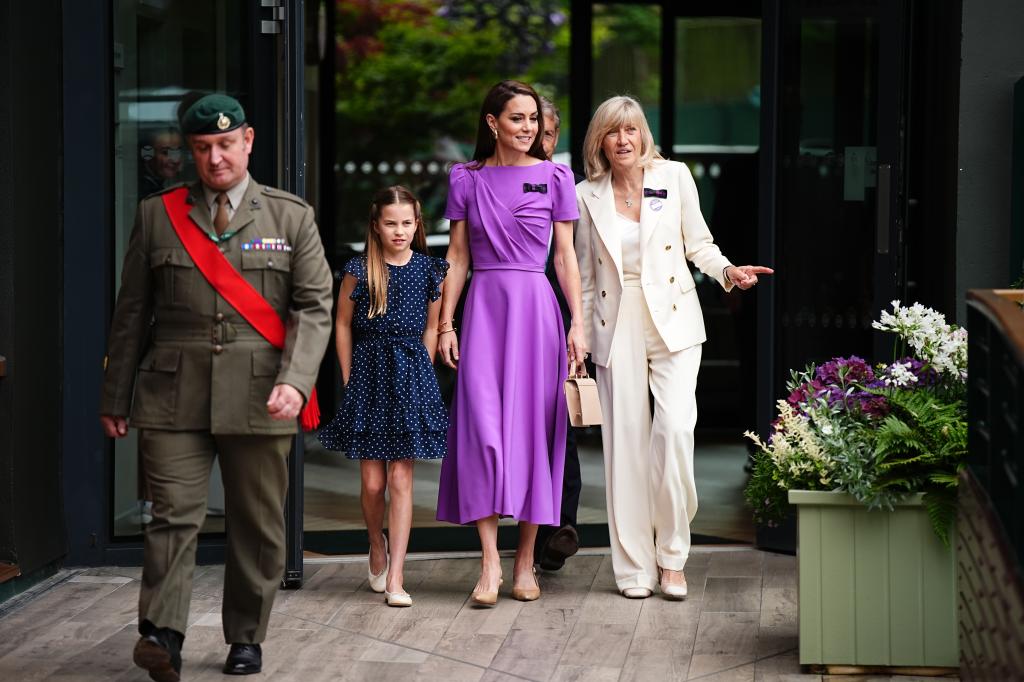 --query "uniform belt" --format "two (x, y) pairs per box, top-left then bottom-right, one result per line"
(152, 320), (265, 343)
